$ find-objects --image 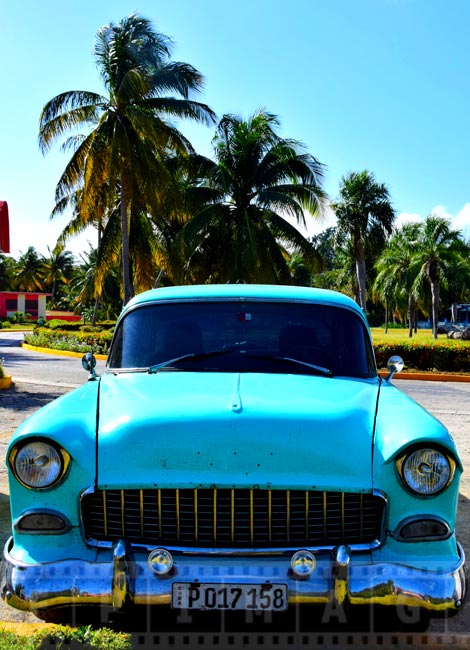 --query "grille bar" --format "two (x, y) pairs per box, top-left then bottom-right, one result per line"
(82, 488), (385, 549)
